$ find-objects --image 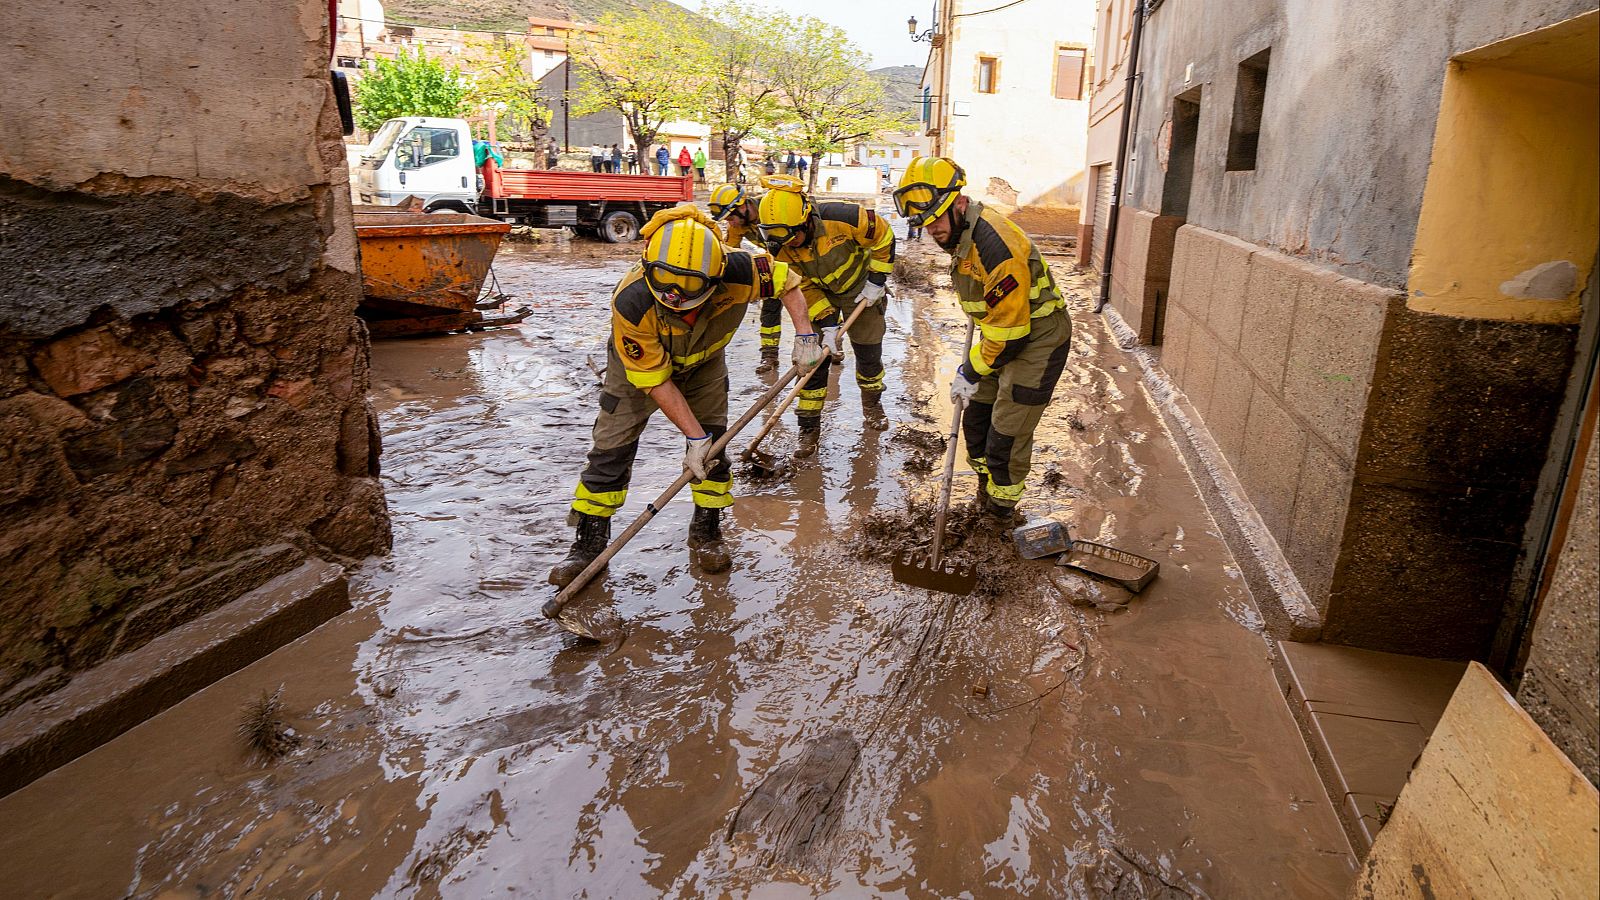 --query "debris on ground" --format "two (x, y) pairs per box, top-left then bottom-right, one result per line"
(237, 688), (300, 762)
